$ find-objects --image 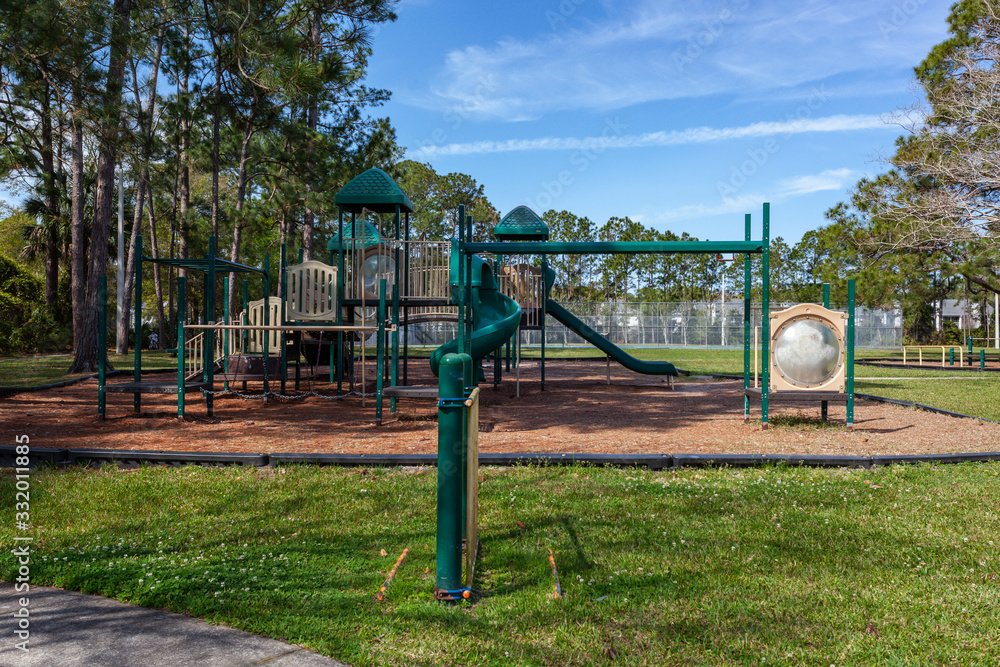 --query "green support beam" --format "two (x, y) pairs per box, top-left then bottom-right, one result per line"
(98, 276), (107, 420)
(464, 240), (765, 255)
(134, 235), (143, 413)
